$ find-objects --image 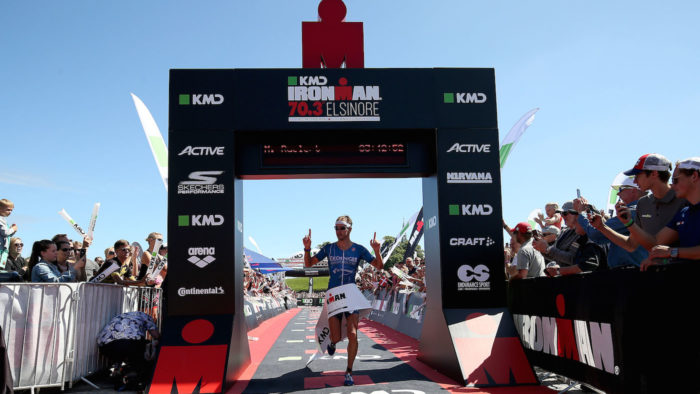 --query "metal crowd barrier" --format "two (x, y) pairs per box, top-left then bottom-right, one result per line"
(0, 283), (162, 393)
